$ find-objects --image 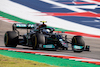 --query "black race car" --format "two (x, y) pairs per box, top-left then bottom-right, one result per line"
(4, 21), (90, 52)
